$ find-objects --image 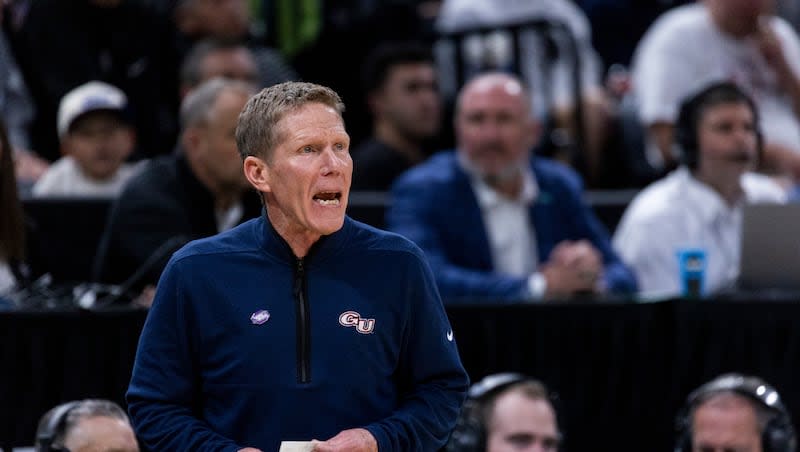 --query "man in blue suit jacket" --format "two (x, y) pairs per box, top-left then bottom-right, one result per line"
(388, 72), (636, 303)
